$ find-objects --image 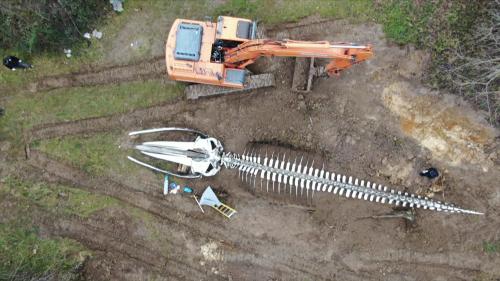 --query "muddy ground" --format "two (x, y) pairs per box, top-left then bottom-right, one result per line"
(2, 18), (500, 281)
